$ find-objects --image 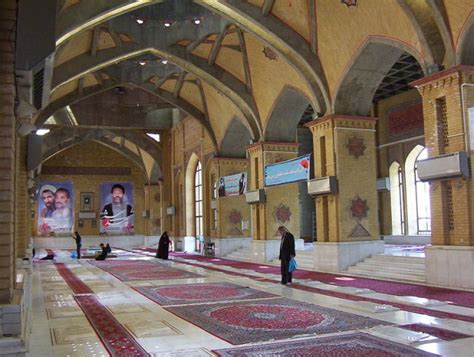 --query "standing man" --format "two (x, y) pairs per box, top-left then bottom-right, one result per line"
(72, 231), (82, 259)
(278, 226), (295, 285)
